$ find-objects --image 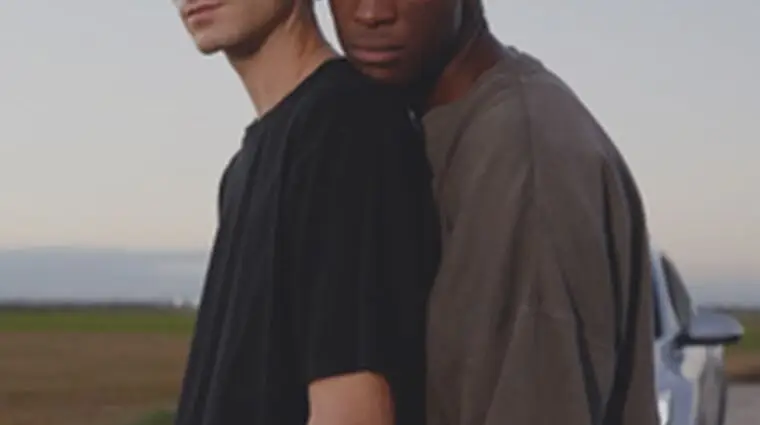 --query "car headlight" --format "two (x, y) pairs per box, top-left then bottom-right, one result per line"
(657, 390), (672, 425)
